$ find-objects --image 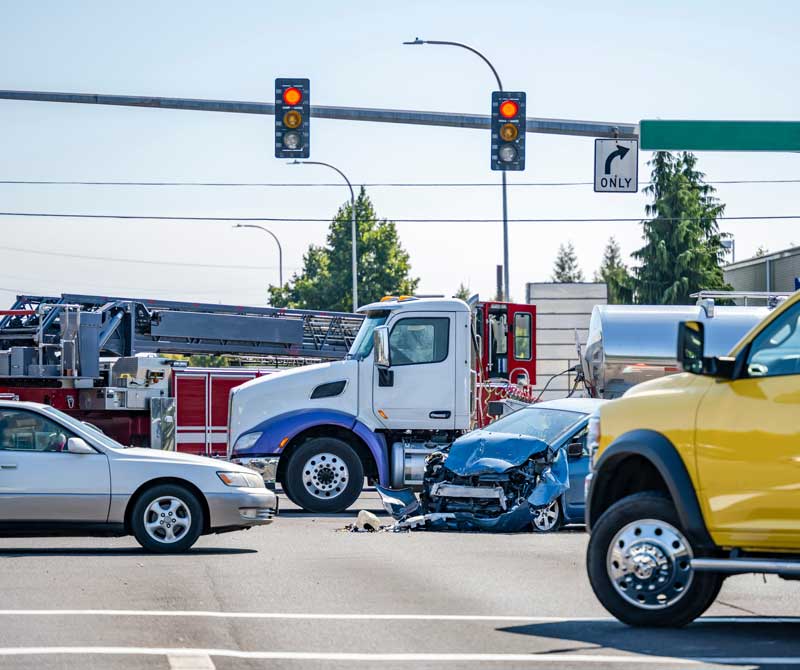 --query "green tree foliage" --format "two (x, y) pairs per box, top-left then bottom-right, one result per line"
(551, 241), (584, 282)
(454, 283), (471, 301)
(632, 152), (730, 304)
(268, 187), (419, 311)
(594, 237), (633, 304)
